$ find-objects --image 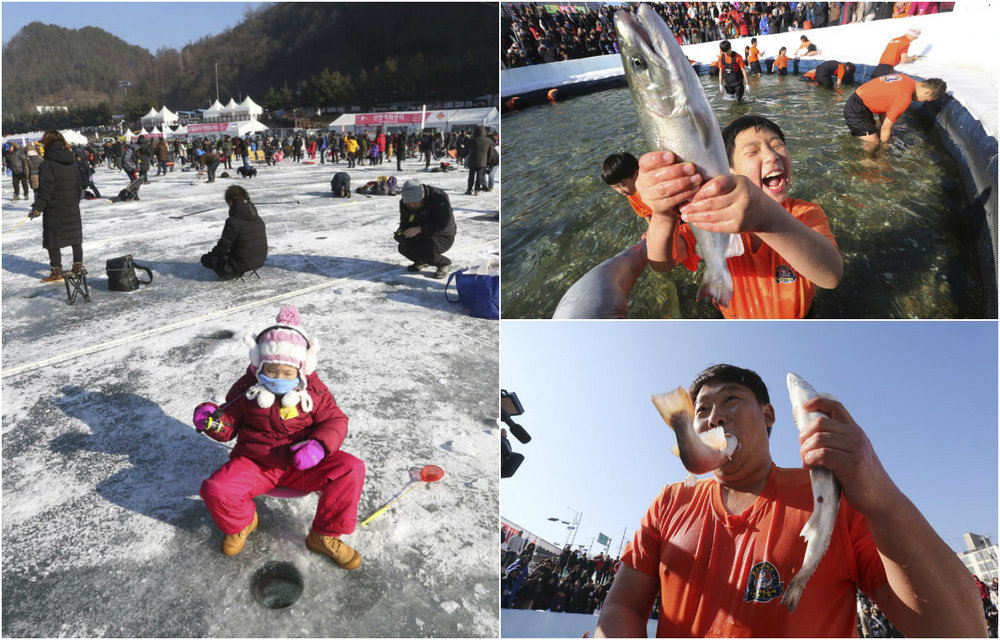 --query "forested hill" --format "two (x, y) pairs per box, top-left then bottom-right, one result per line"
(2, 3), (498, 118)
(2, 21), (152, 112)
